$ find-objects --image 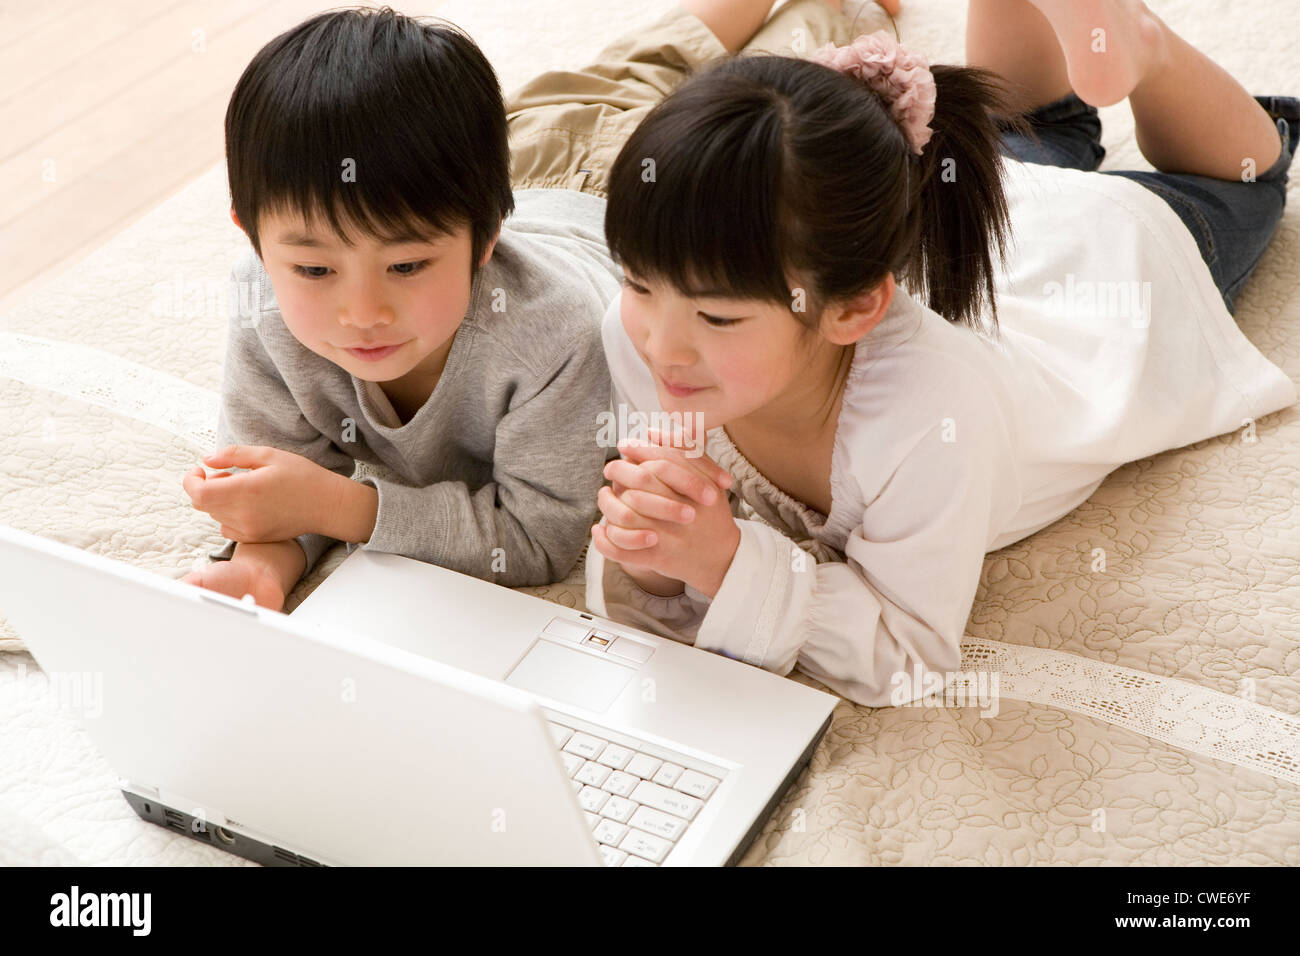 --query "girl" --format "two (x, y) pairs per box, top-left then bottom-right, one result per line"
(584, 0), (1298, 706)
